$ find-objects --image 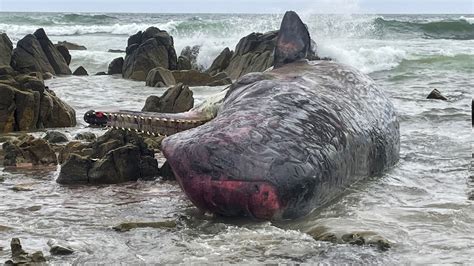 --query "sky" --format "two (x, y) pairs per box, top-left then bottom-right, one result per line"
(0, 0), (472, 14)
